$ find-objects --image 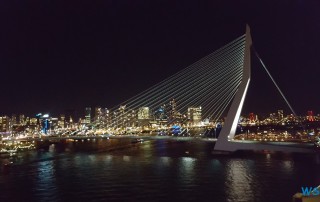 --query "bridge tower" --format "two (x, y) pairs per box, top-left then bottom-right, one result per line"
(214, 25), (252, 151)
